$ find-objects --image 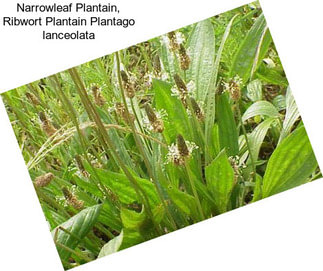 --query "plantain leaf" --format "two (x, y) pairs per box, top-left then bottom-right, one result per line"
(262, 126), (318, 197)
(187, 19), (215, 102)
(153, 79), (192, 142)
(246, 79), (262, 102)
(248, 117), (277, 163)
(205, 14), (238, 163)
(98, 231), (124, 258)
(242, 100), (280, 122)
(256, 63), (289, 86)
(216, 92), (239, 156)
(230, 13), (272, 83)
(51, 204), (102, 262)
(93, 168), (160, 208)
(272, 94), (286, 111)
(159, 35), (180, 79)
(205, 150), (235, 213)
(167, 185), (198, 218)
(121, 208), (146, 230)
(98, 201), (122, 232)
(278, 87), (300, 143)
